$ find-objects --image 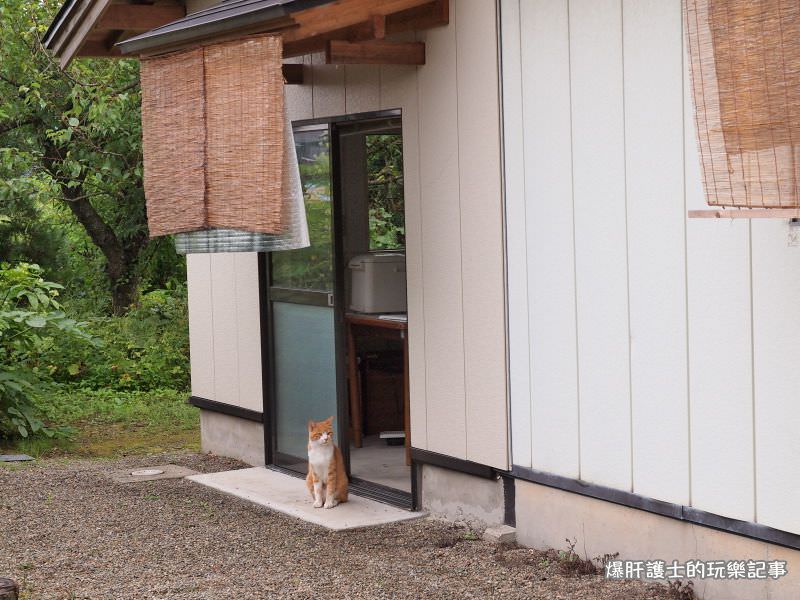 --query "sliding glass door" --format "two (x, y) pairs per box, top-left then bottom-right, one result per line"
(269, 125), (340, 471)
